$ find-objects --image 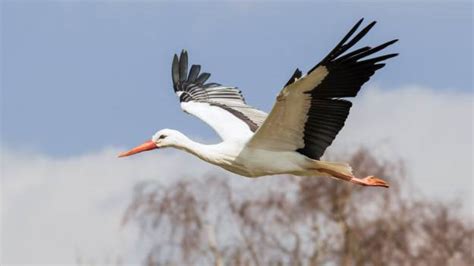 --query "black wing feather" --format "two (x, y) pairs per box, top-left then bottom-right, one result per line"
(196, 73), (211, 85)
(172, 55), (179, 91)
(285, 68), (303, 87)
(172, 50), (245, 103)
(171, 50), (266, 132)
(178, 50), (188, 82)
(295, 19), (398, 160)
(188, 65), (201, 82)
